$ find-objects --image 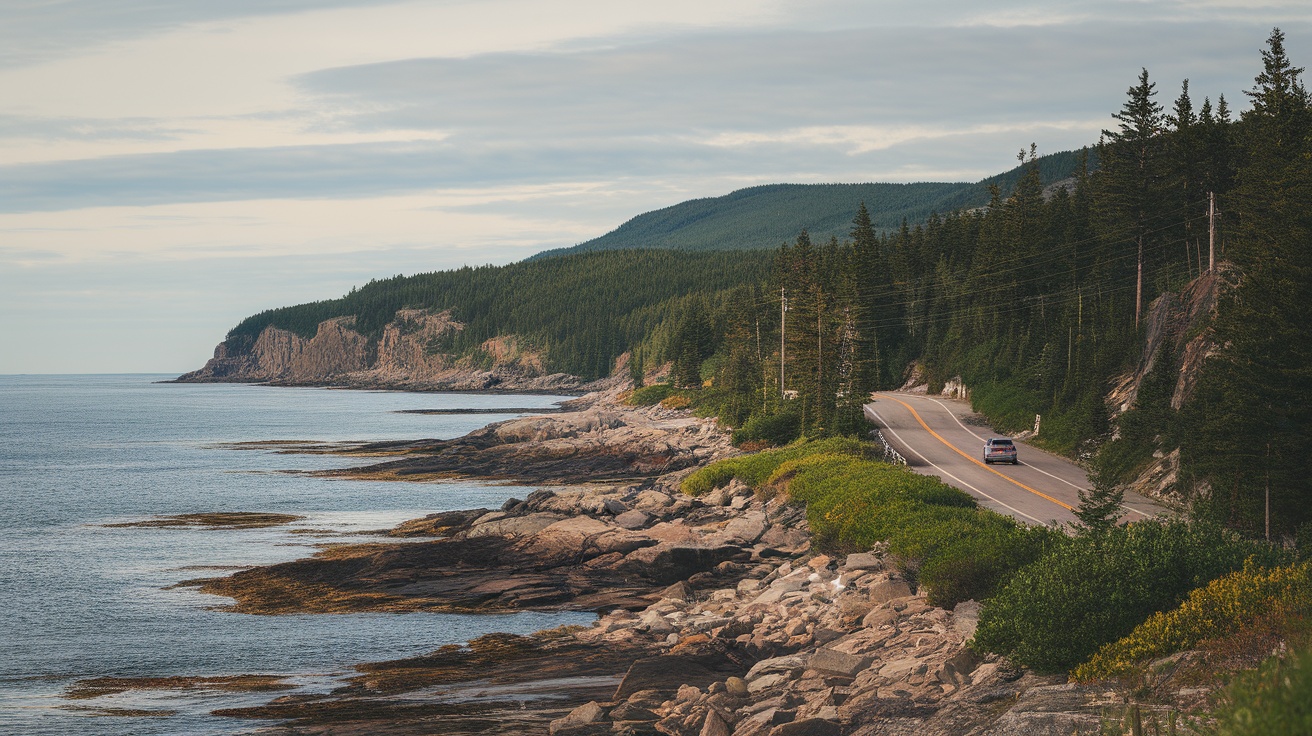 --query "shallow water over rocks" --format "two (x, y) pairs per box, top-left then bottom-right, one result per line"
(0, 375), (592, 735)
